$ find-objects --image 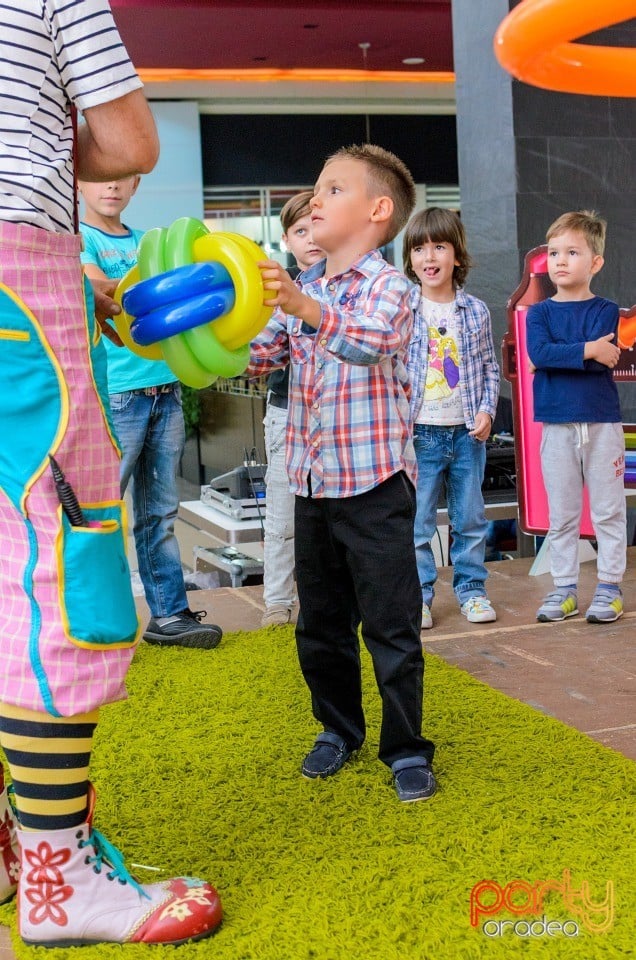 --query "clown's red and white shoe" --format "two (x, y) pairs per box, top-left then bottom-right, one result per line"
(0, 778), (20, 904)
(17, 819), (222, 947)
